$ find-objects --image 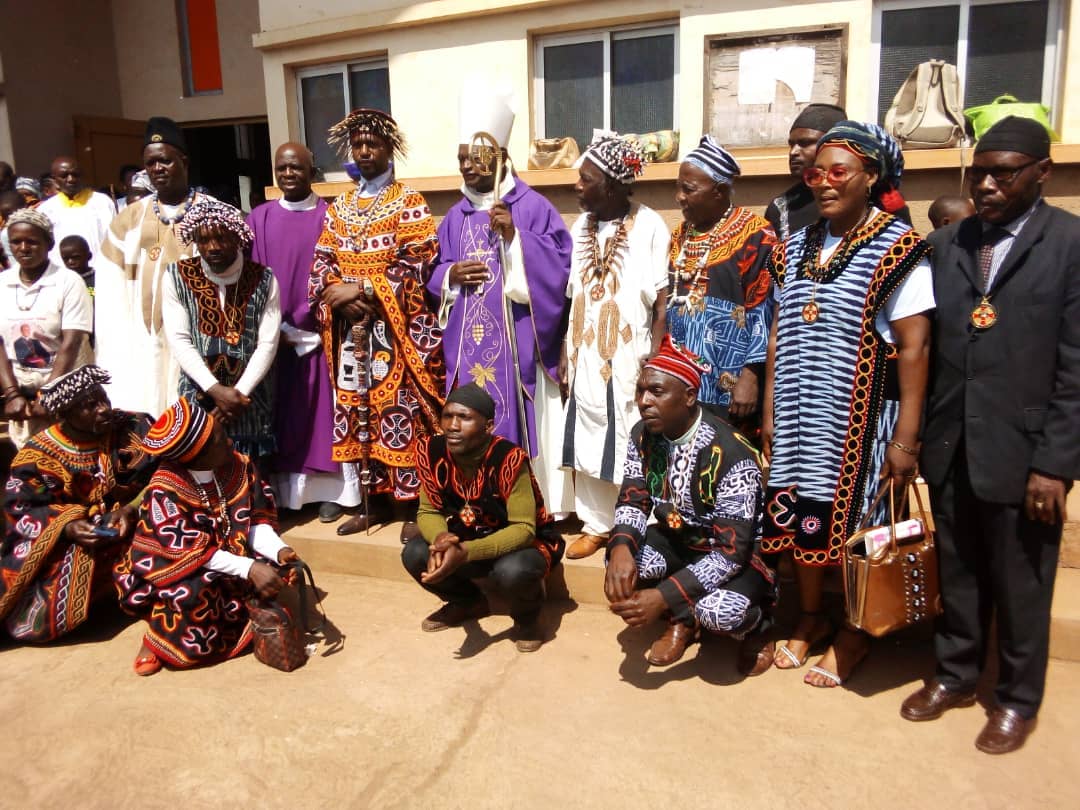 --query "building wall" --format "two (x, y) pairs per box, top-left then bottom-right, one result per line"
(0, 0), (123, 176)
(112, 0), (267, 123)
